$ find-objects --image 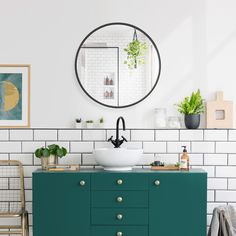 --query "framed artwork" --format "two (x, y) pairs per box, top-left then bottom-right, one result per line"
(0, 65), (30, 127)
